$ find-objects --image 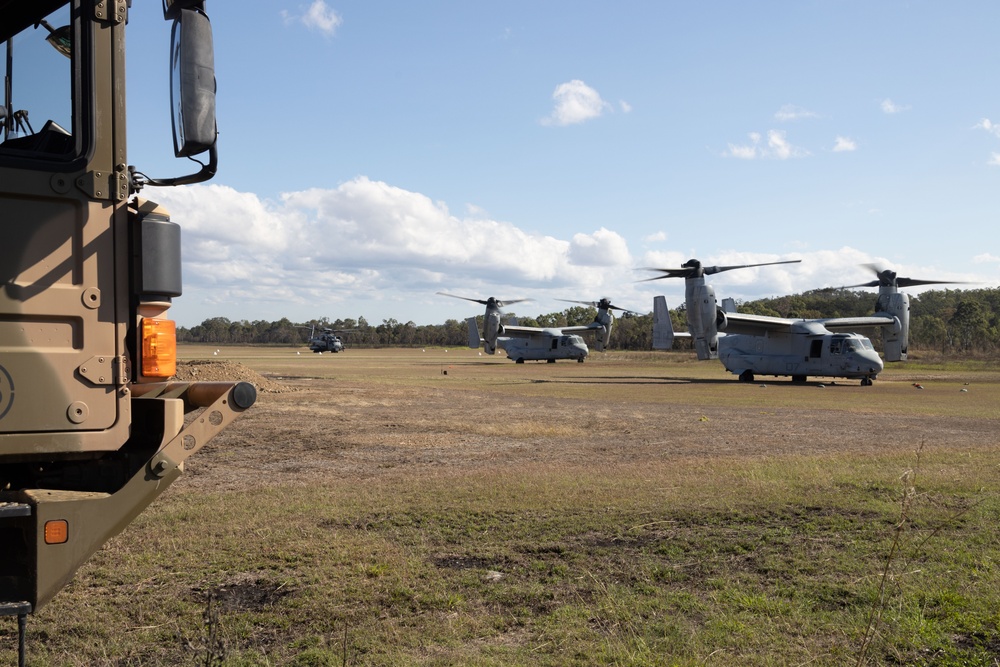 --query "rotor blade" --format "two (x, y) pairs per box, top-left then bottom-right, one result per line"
(436, 292), (489, 306)
(639, 258), (800, 281)
(855, 265), (974, 289)
(437, 292), (532, 309)
(896, 278), (969, 288)
(557, 297), (631, 311)
(637, 267), (696, 281)
(497, 298), (532, 308)
(557, 298), (598, 307)
(703, 259), (802, 276)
